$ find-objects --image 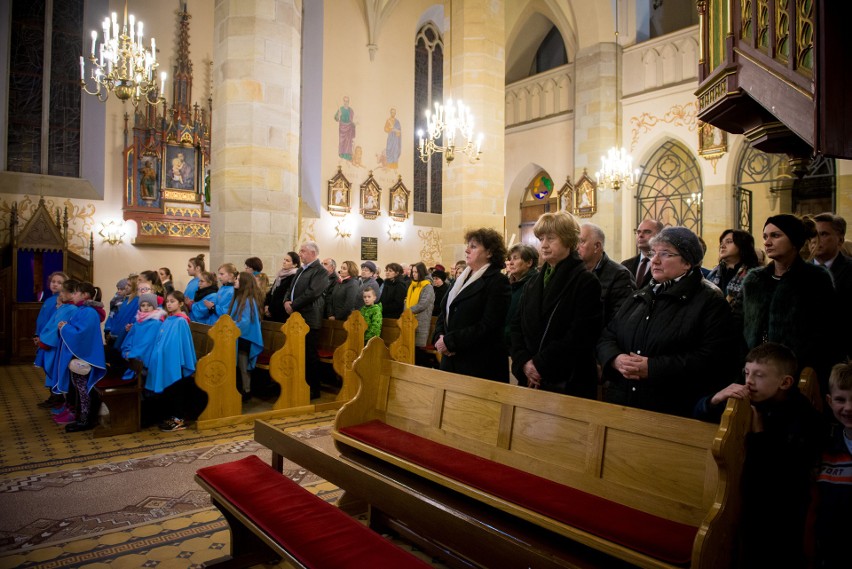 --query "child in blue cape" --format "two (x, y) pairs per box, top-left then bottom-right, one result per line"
(231, 272), (264, 401)
(34, 271), (67, 343)
(206, 263), (237, 323)
(108, 275), (139, 349)
(189, 271), (219, 324)
(121, 293), (166, 379)
(104, 278), (129, 335)
(57, 282), (107, 433)
(184, 253), (205, 309)
(35, 279), (78, 408)
(146, 291), (196, 431)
